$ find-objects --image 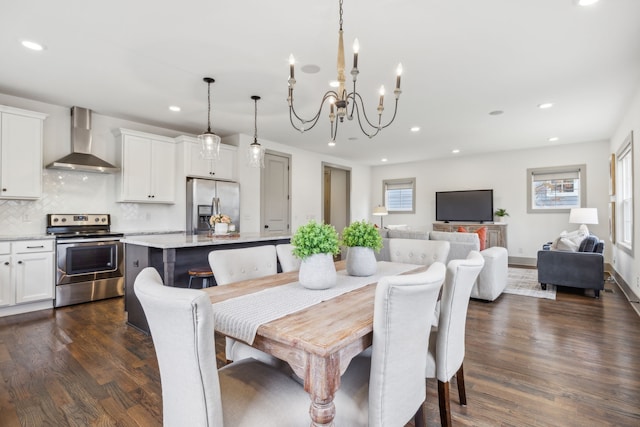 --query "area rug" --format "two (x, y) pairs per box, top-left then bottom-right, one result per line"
(505, 267), (556, 300)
